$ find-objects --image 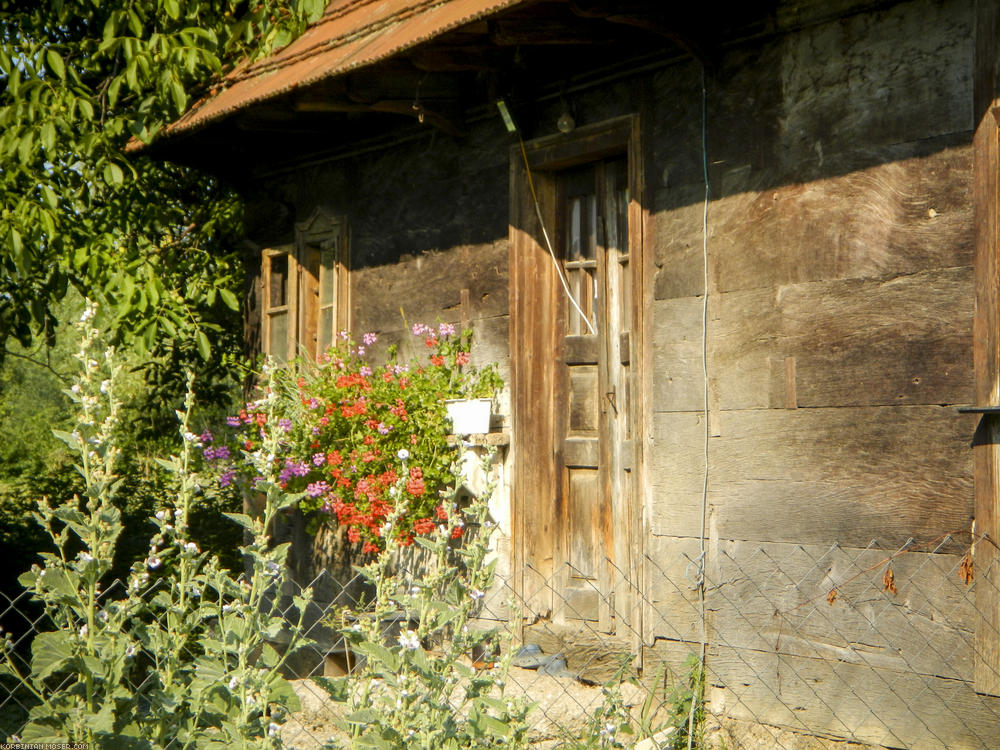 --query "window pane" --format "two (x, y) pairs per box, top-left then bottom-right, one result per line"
(268, 312), (288, 364)
(318, 307), (334, 353)
(269, 255), (288, 308)
(320, 248), (337, 307)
